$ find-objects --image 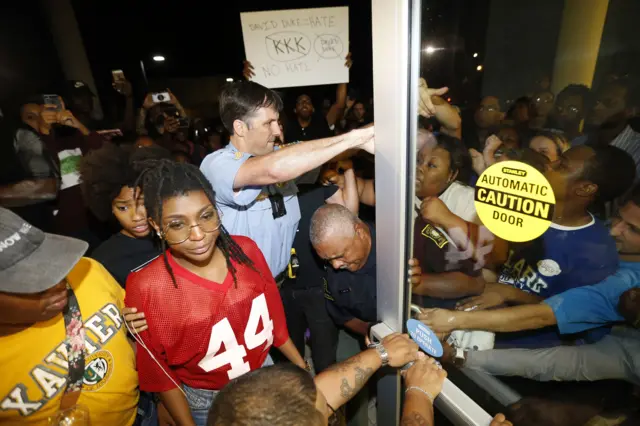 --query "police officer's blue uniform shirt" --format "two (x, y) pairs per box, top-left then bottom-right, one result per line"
(324, 223), (377, 325)
(543, 261), (640, 334)
(200, 143), (301, 276)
